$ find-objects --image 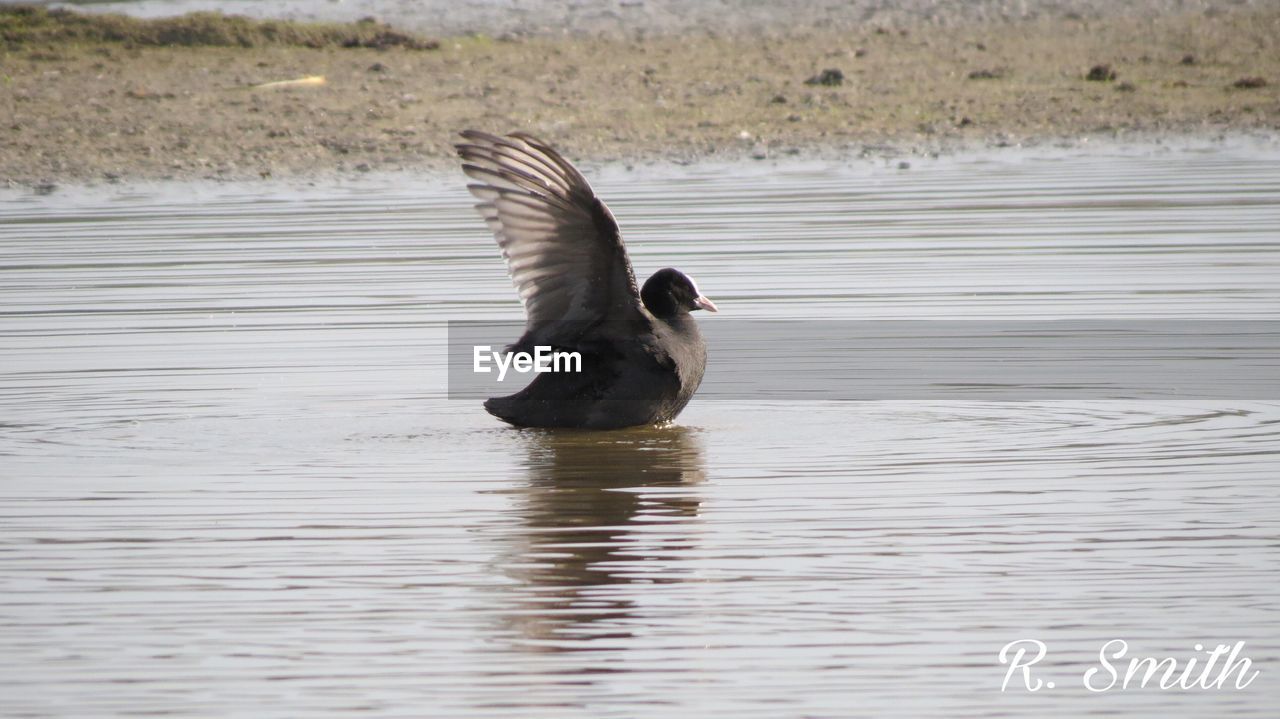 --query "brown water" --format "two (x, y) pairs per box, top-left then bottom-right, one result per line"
(2, 142), (1279, 717)
(48, 0), (1227, 37)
